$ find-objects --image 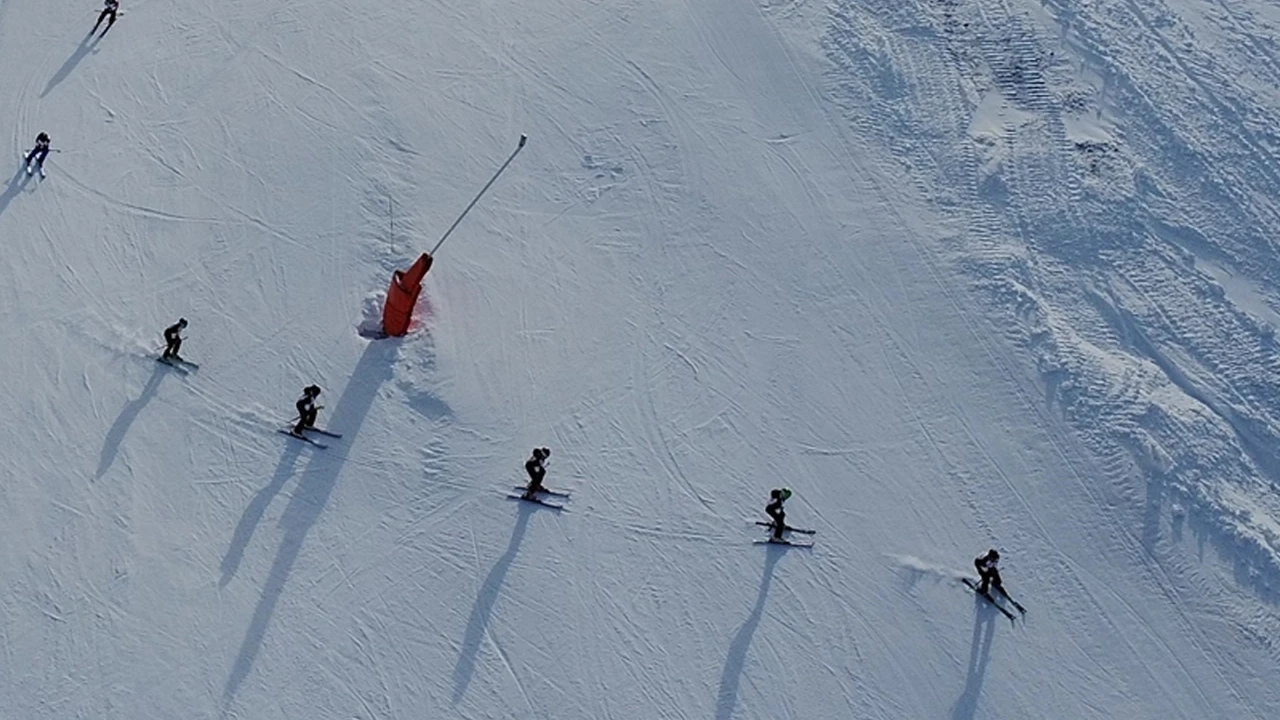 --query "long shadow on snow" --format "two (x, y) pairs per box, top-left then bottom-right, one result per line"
(715, 545), (782, 720)
(96, 363), (169, 479)
(949, 594), (999, 720)
(222, 341), (395, 702)
(42, 32), (102, 98)
(452, 501), (535, 702)
(218, 443), (304, 587)
(0, 165), (34, 221)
